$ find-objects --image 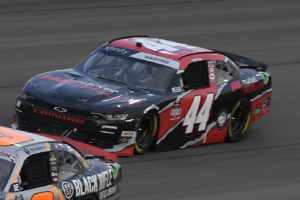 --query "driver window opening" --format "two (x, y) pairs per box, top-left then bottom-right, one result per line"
(19, 150), (83, 190)
(19, 152), (51, 190)
(182, 61), (209, 90)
